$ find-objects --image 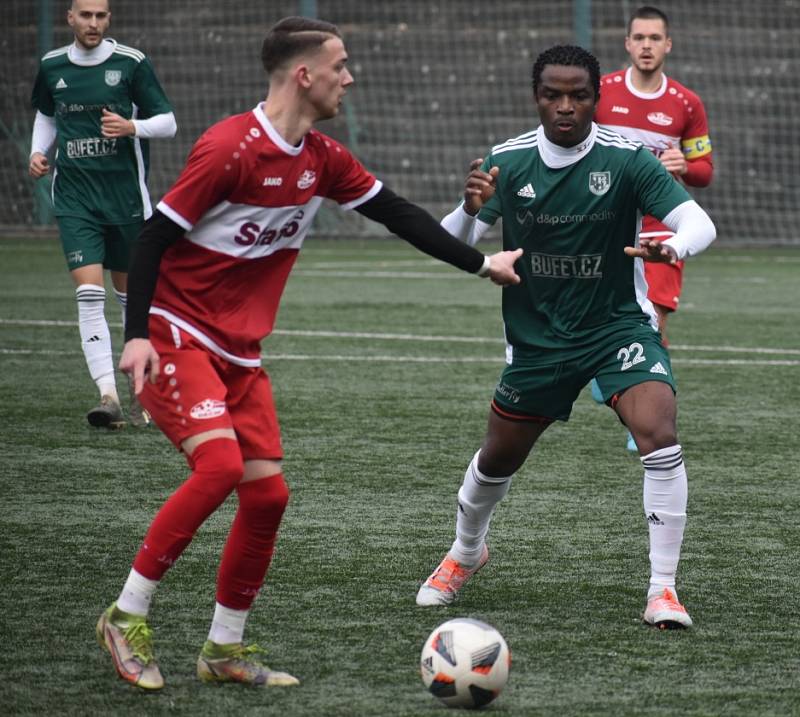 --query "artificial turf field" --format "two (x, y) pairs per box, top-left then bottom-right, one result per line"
(1, 237), (798, 716)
